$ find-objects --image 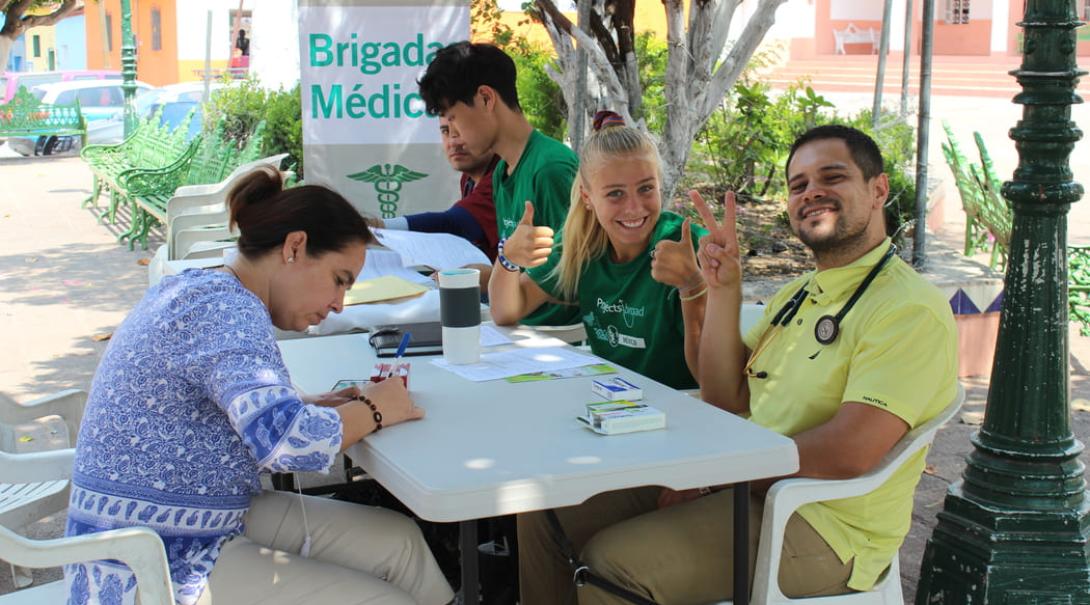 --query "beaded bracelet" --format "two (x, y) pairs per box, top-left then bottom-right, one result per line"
(496, 238), (521, 272)
(357, 395), (383, 432)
